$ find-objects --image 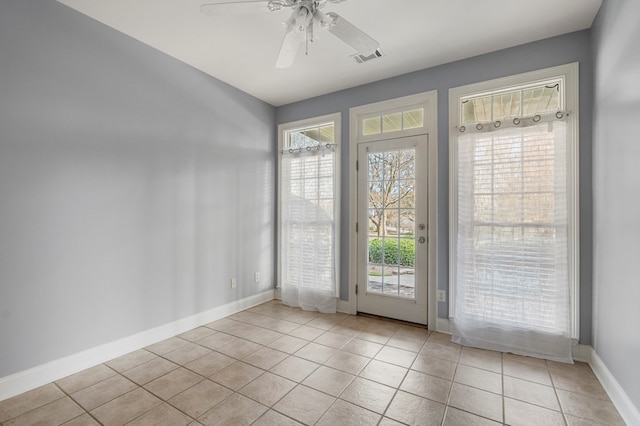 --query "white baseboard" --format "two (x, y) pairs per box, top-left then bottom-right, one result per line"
(336, 299), (351, 314)
(589, 348), (640, 426)
(435, 317), (452, 334)
(570, 342), (591, 363)
(0, 289), (275, 401)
